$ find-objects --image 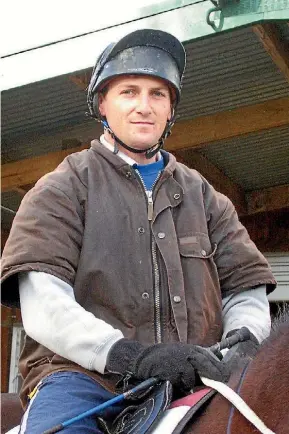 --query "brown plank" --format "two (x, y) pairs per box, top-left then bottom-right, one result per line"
(253, 24), (289, 82)
(241, 209), (289, 252)
(2, 145), (88, 193)
(246, 184), (289, 215)
(166, 97), (289, 152)
(69, 72), (90, 90)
